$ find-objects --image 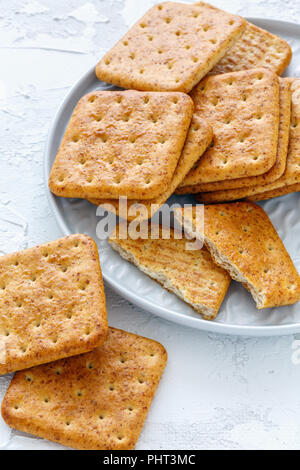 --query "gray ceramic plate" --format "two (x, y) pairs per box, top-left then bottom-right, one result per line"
(45, 18), (300, 336)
